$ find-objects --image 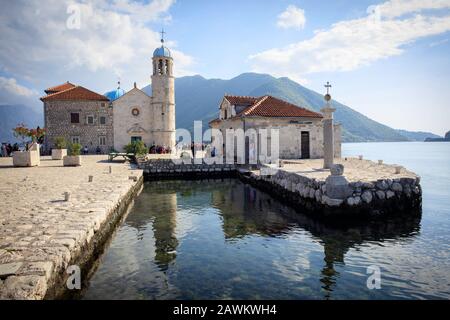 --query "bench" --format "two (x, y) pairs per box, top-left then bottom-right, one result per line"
(108, 153), (136, 162)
